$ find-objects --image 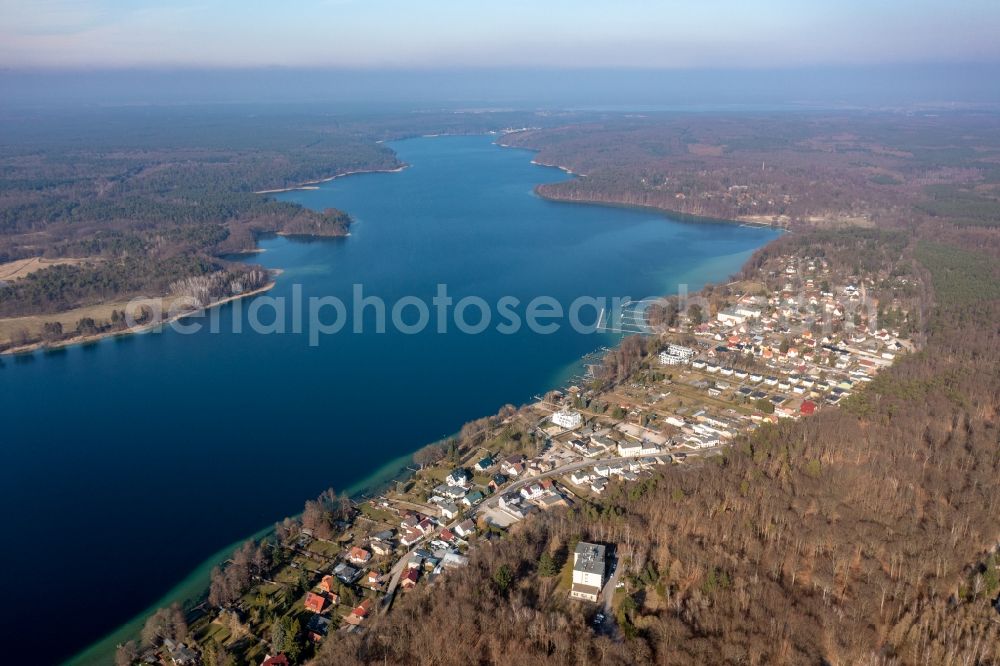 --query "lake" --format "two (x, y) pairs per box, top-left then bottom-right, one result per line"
(0, 135), (778, 664)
